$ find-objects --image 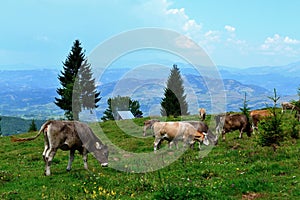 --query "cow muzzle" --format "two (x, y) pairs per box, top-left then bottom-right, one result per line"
(101, 163), (108, 167)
